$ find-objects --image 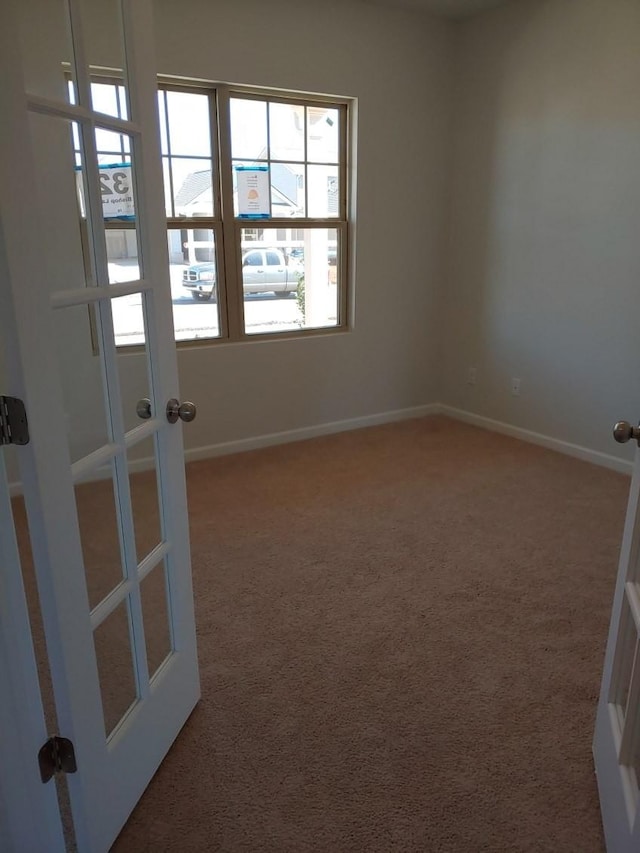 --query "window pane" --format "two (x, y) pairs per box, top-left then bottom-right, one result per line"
(308, 165), (339, 218)
(271, 163), (305, 217)
(269, 101), (304, 161)
(241, 227), (339, 335)
(170, 229), (221, 342)
(307, 106), (339, 163)
(231, 97), (268, 160)
(166, 90), (212, 157)
(171, 157), (214, 218)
